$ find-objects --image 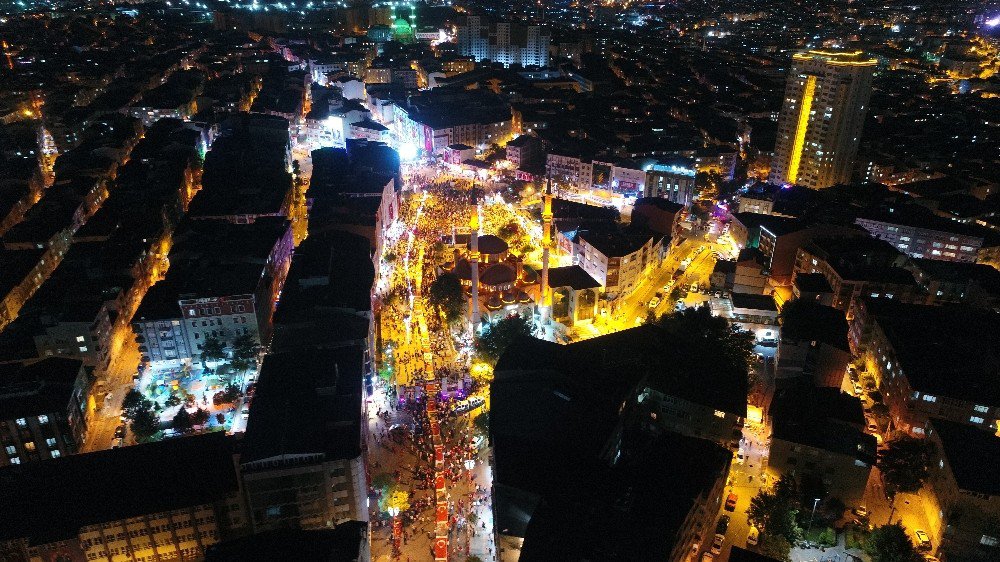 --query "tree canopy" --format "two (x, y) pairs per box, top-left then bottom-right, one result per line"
(655, 305), (756, 373)
(476, 314), (535, 363)
(878, 435), (935, 495)
(201, 334), (226, 366)
(864, 523), (922, 562)
(428, 272), (466, 324)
